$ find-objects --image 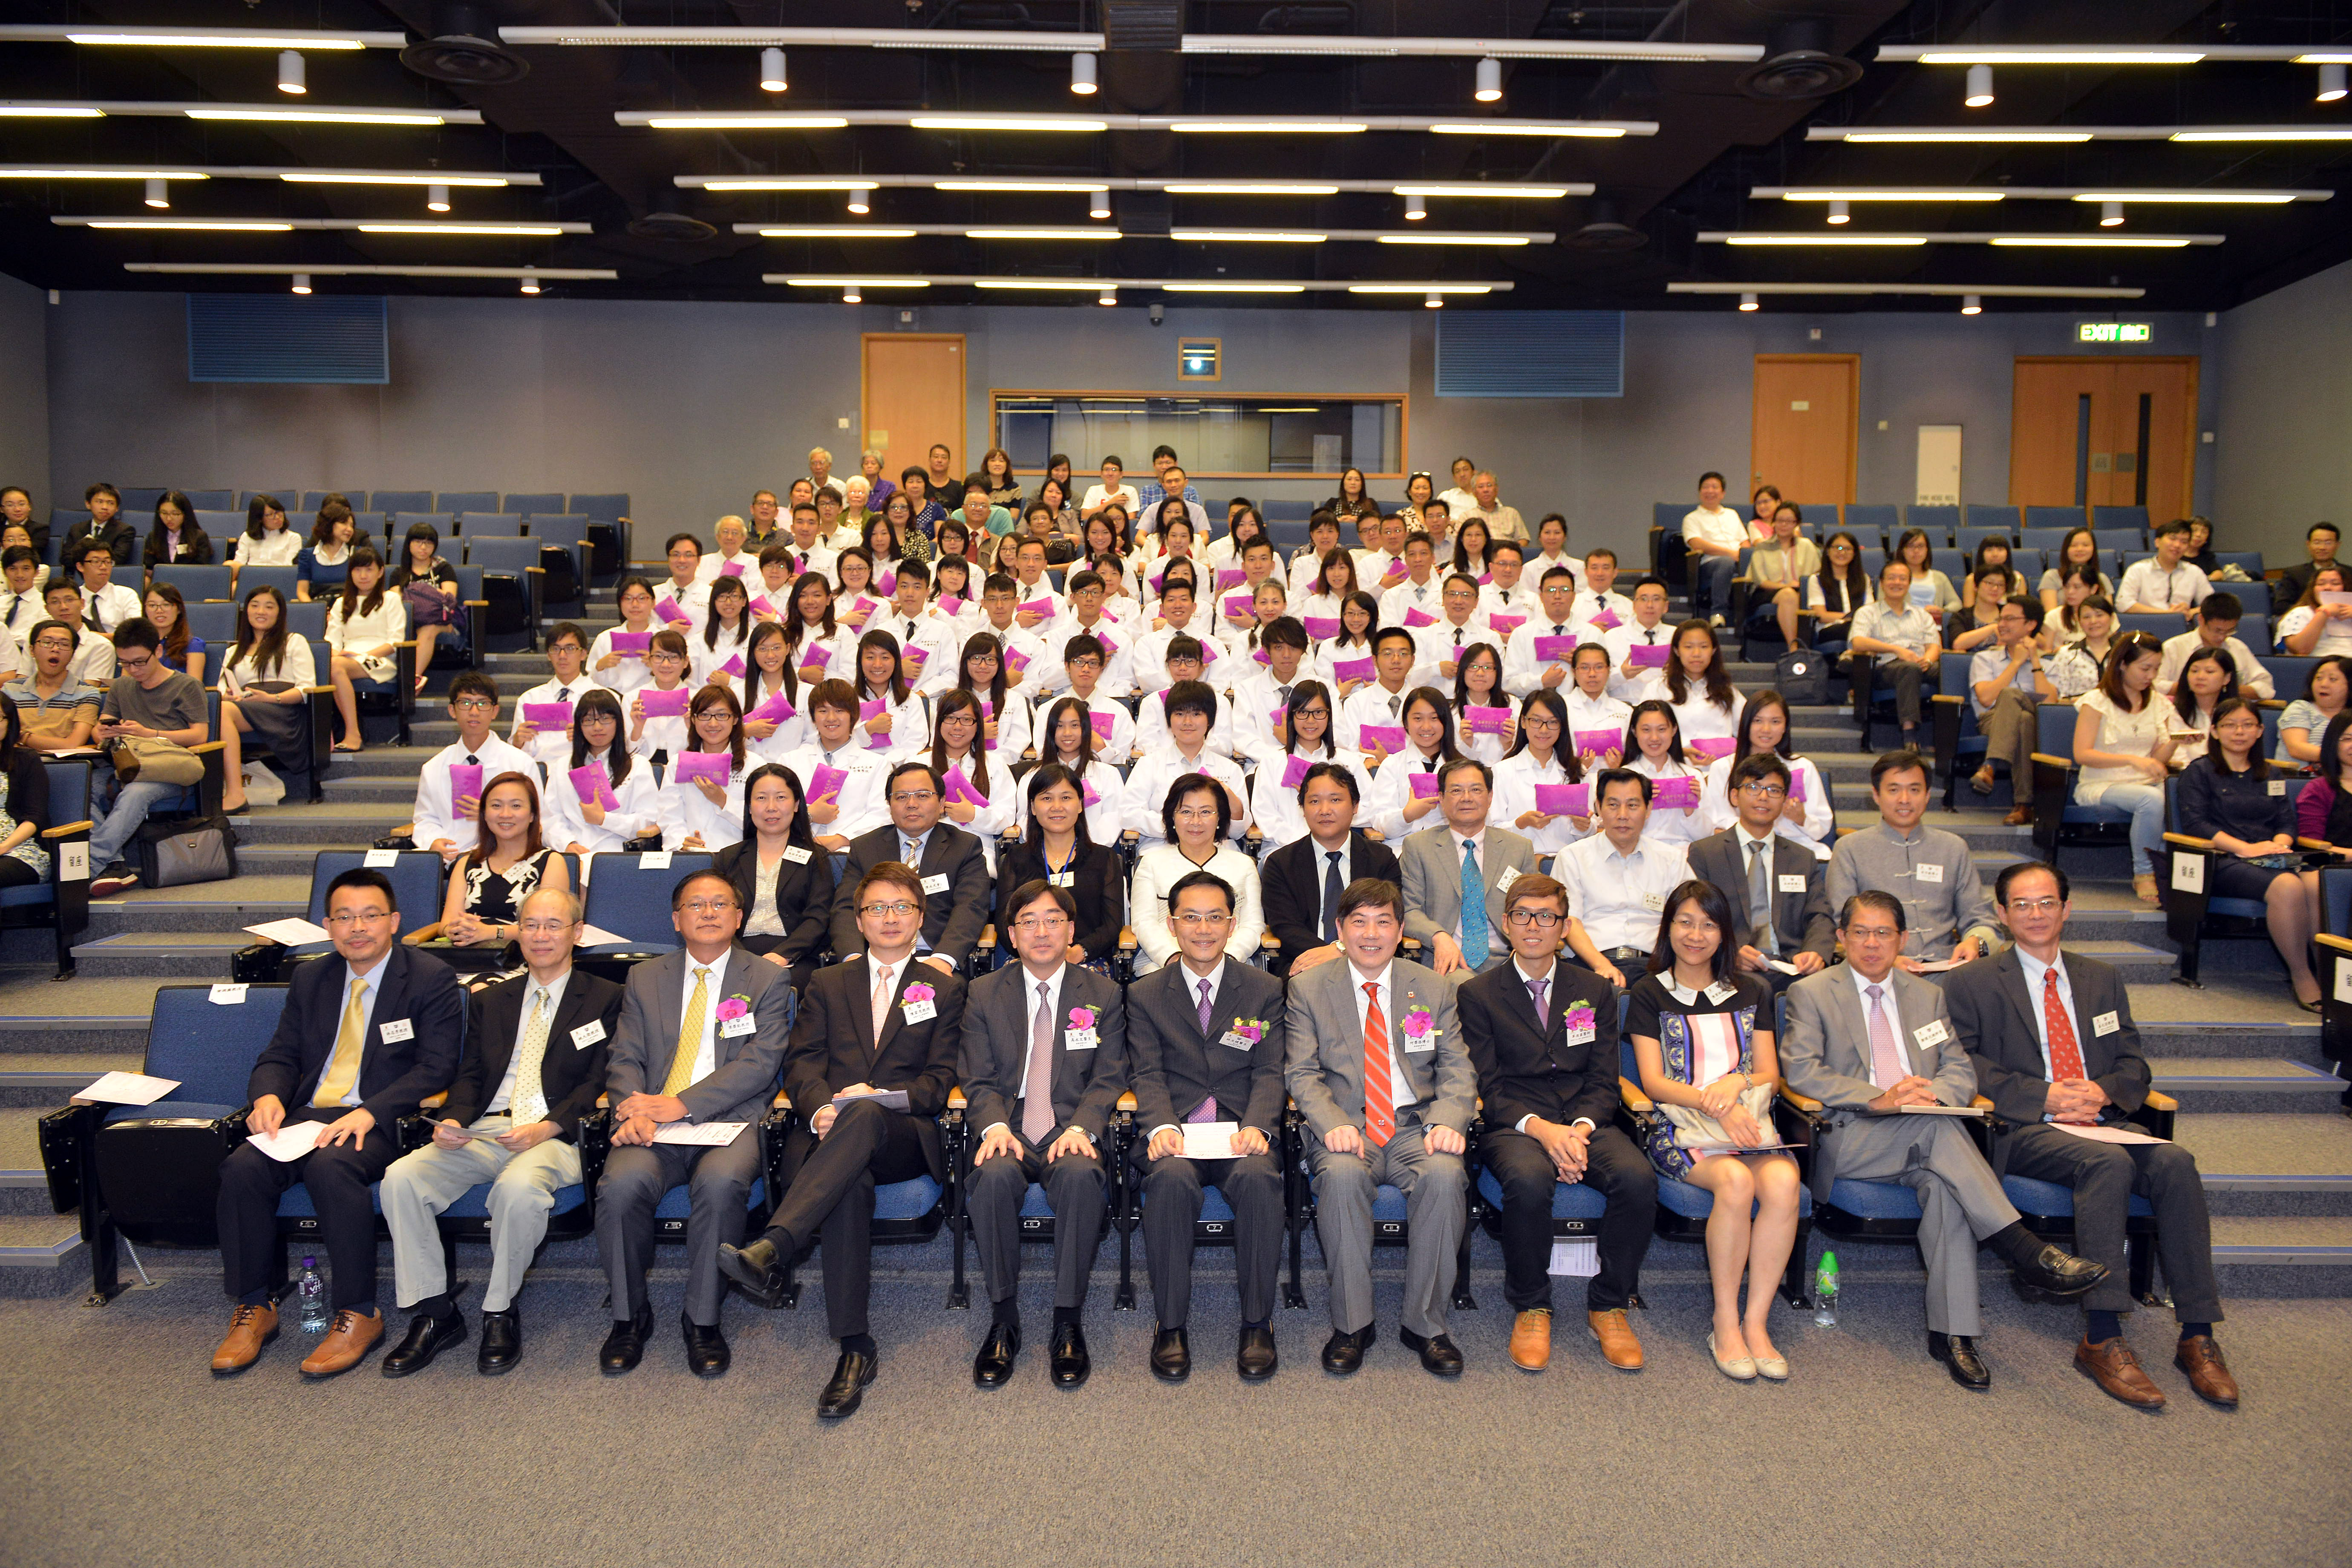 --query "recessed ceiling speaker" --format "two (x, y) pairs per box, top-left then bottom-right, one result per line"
(1565, 198), (1646, 252)
(1737, 18), (1862, 100)
(402, 4), (530, 86)
(627, 209), (719, 242)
